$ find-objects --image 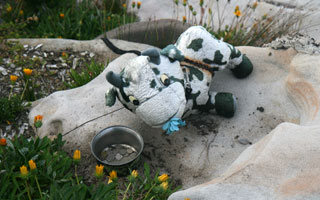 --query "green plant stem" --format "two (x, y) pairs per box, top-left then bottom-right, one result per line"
(25, 181), (32, 200)
(75, 165), (79, 185)
(143, 183), (156, 200)
(122, 182), (131, 200)
(20, 78), (29, 100)
(35, 175), (42, 198)
(8, 85), (13, 100)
